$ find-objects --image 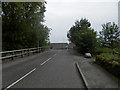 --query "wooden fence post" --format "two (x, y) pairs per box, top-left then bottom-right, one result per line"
(21, 50), (23, 58)
(12, 51), (14, 60)
(28, 49), (29, 56)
